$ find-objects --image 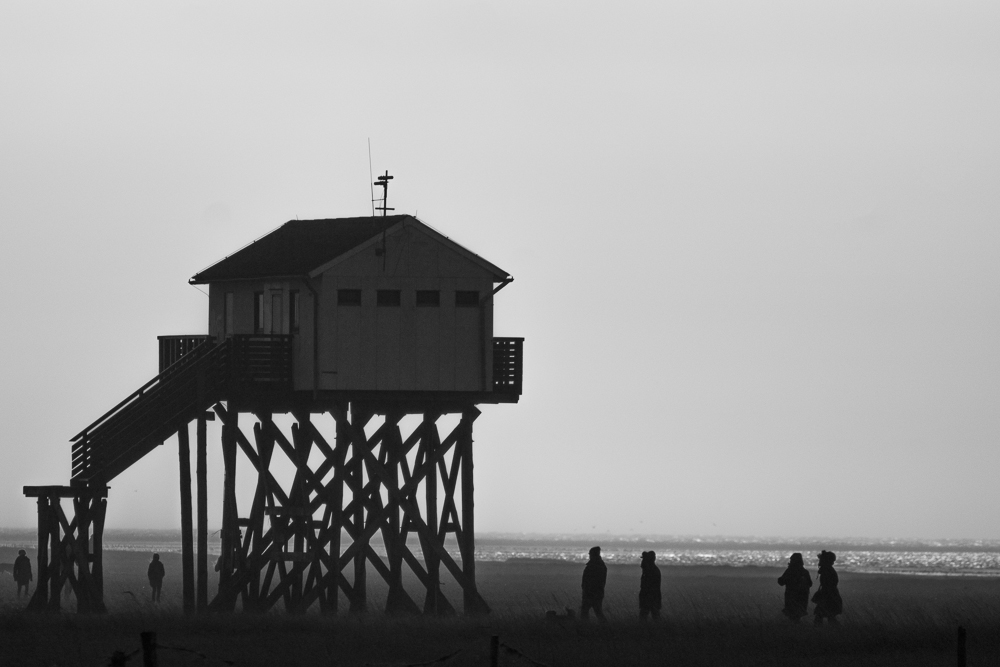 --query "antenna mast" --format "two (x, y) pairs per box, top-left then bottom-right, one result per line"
(368, 139), (375, 217)
(374, 170), (394, 216)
